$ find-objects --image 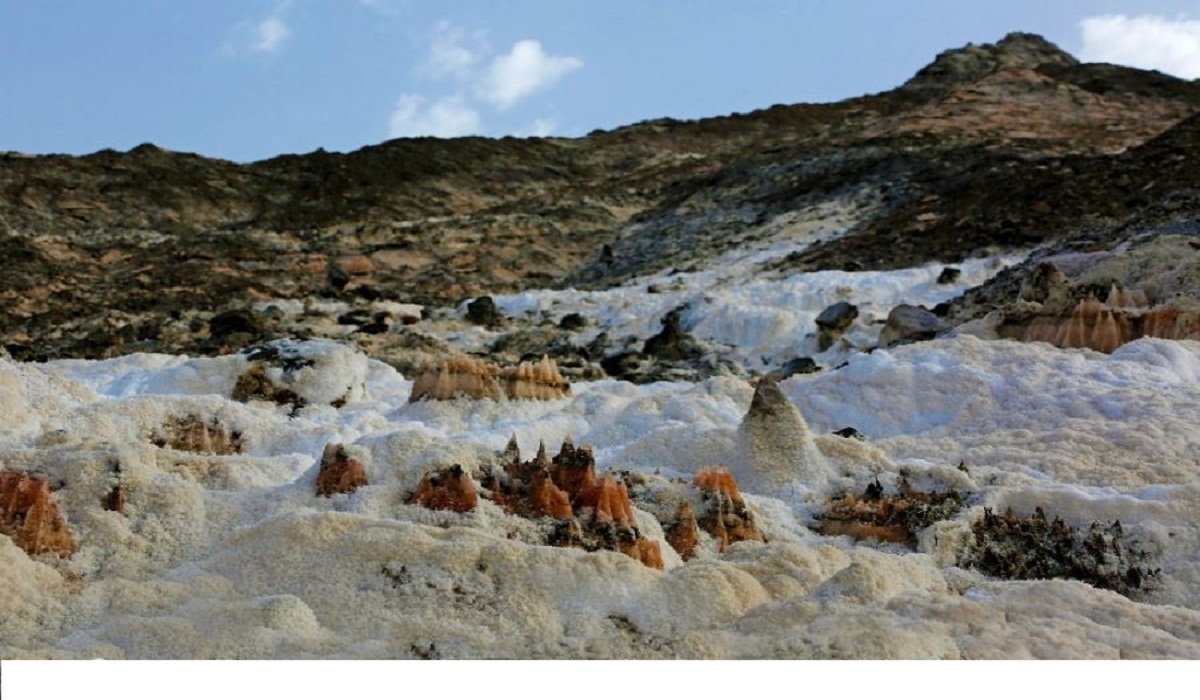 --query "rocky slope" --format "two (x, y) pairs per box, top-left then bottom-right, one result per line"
(2, 32), (1199, 364)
